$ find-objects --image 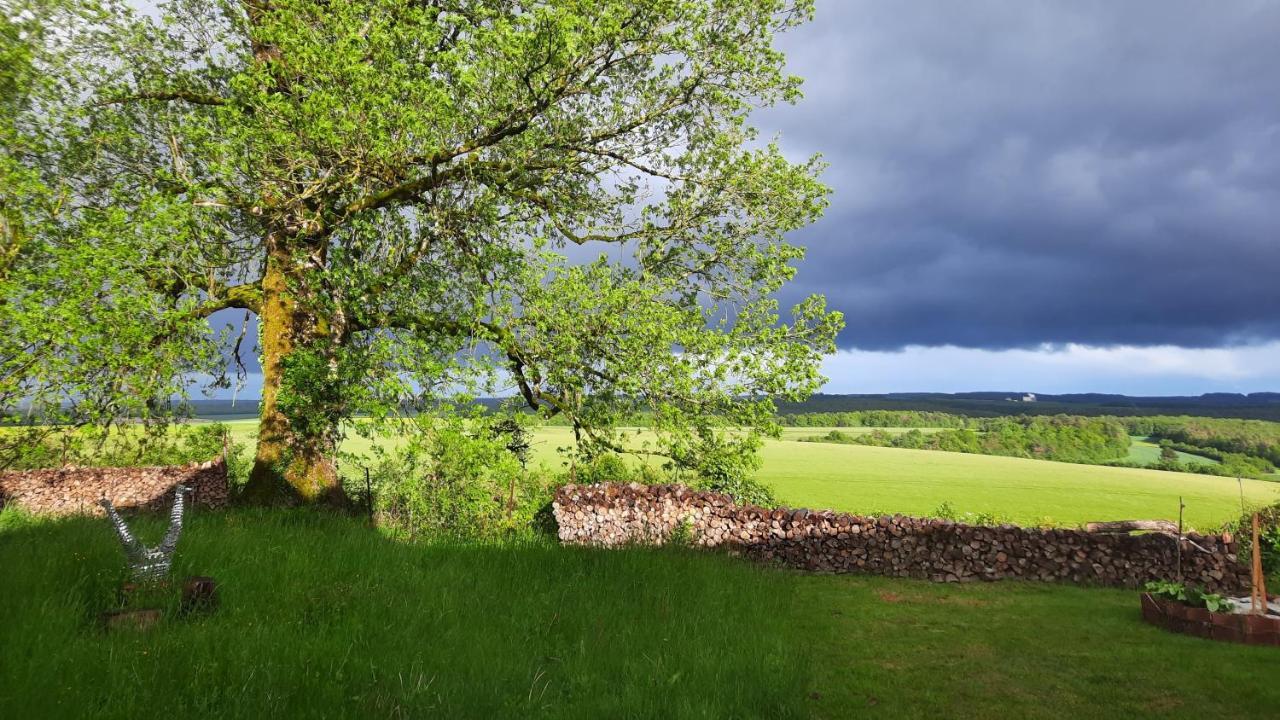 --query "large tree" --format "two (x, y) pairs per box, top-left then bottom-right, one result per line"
(3, 0), (841, 503)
